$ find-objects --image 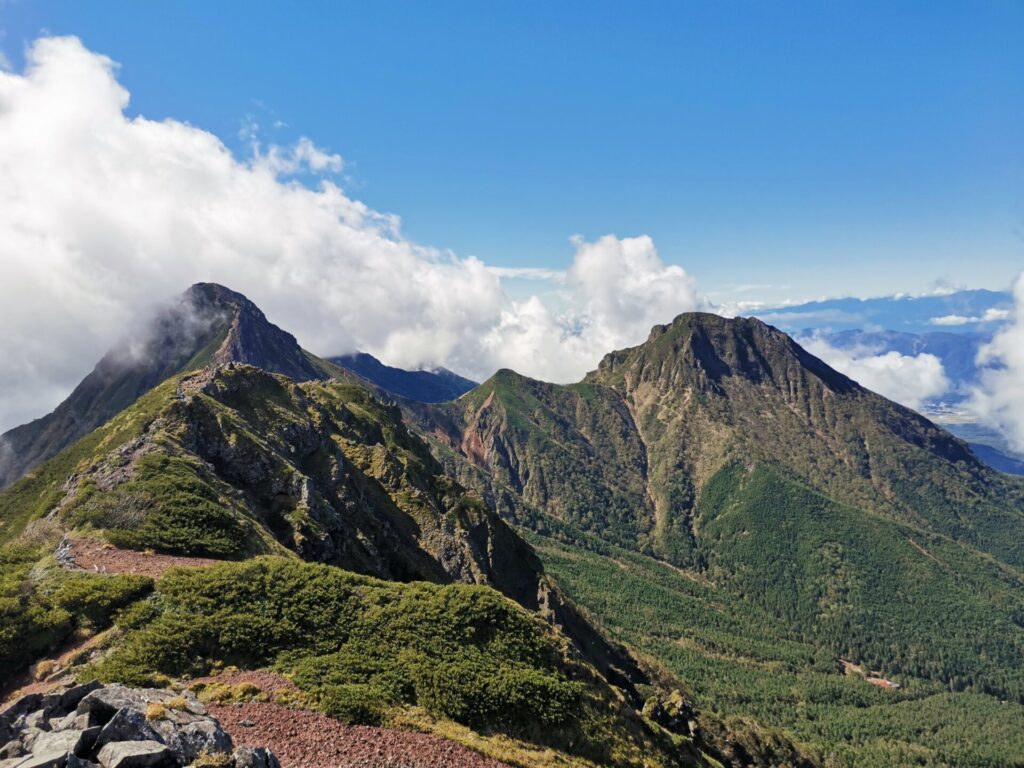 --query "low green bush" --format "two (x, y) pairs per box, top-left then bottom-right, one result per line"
(0, 548), (152, 674)
(91, 557), (582, 735)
